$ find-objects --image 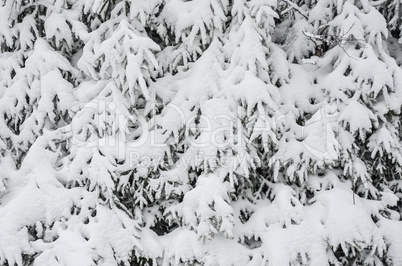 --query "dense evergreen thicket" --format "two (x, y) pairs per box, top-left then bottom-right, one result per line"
(0, 0), (401, 265)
